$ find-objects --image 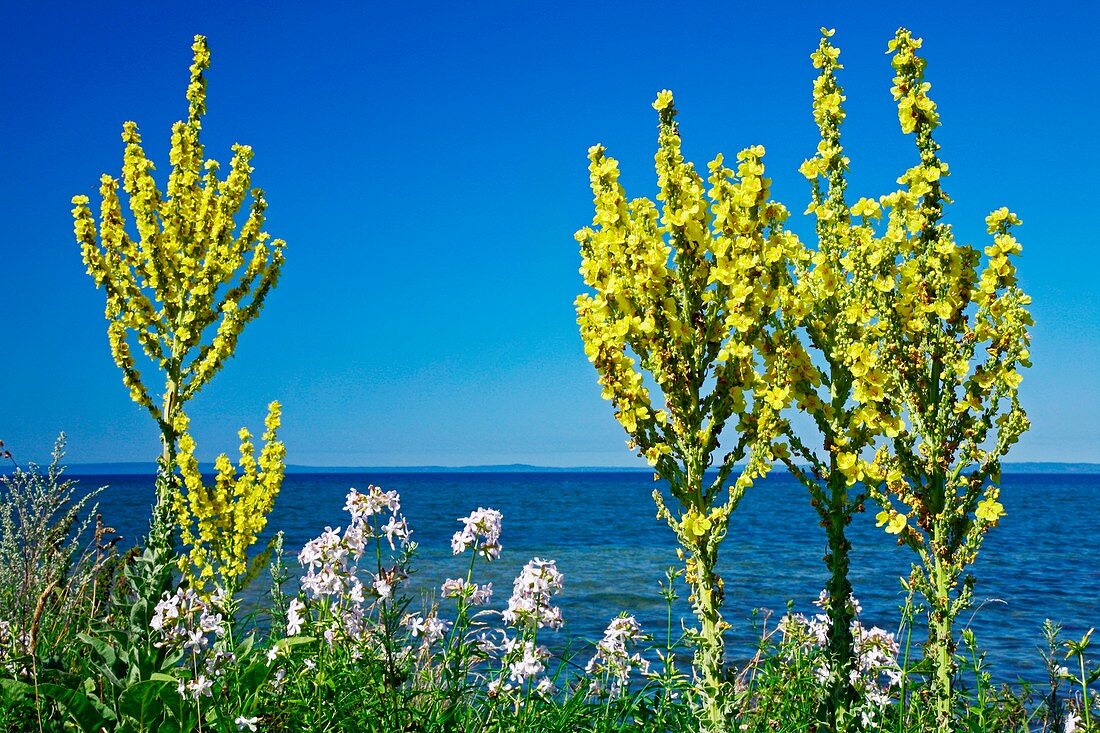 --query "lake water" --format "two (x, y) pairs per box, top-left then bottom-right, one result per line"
(71, 470), (1099, 685)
